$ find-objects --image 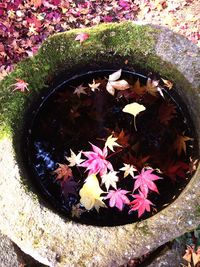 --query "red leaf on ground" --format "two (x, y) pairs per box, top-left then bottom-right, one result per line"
(75, 33), (89, 44)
